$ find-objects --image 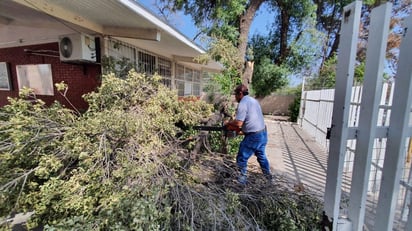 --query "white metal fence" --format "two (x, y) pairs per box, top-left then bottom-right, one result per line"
(300, 83), (411, 230)
(298, 2), (412, 230)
